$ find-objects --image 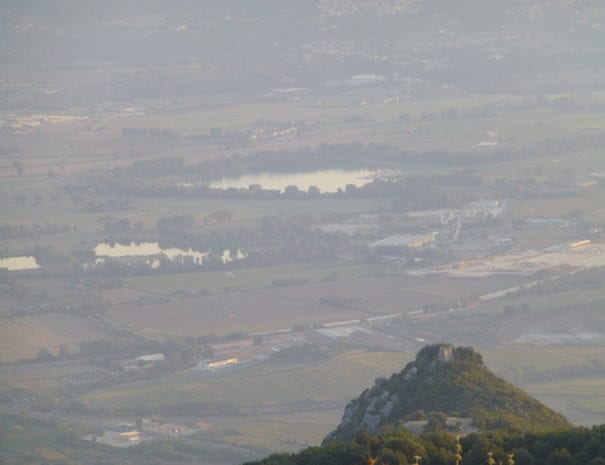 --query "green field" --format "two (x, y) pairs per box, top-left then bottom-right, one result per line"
(479, 286), (605, 319)
(483, 345), (605, 381)
(517, 226), (585, 249)
(0, 417), (62, 455)
(512, 188), (605, 219)
(484, 148), (605, 180)
(82, 350), (410, 410)
(525, 376), (605, 426)
(207, 410), (343, 451)
(124, 260), (376, 295)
